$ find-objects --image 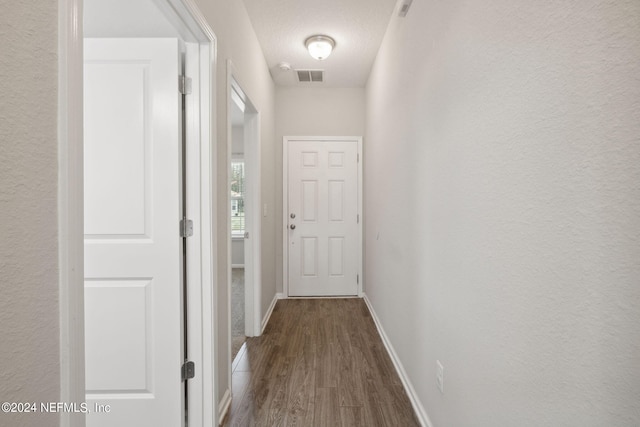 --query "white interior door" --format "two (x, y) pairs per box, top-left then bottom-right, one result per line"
(286, 138), (360, 296)
(83, 38), (183, 427)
